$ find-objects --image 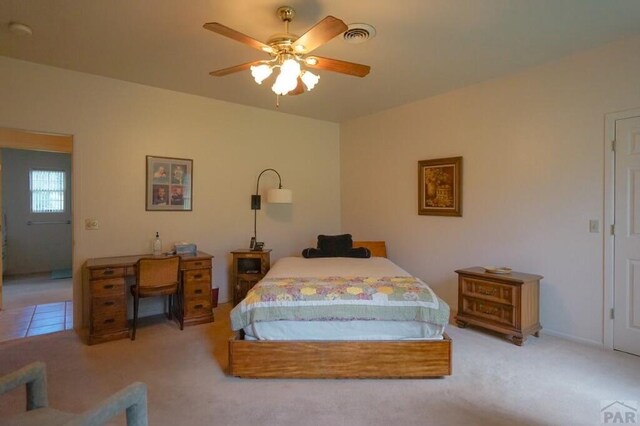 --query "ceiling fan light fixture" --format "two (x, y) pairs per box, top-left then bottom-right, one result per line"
(305, 57), (318, 66)
(250, 64), (273, 84)
(301, 70), (320, 91)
